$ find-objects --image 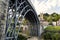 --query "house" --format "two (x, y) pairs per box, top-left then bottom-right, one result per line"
(38, 13), (49, 35)
(57, 19), (60, 26)
(52, 22), (56, 26)
(38, 13), (49, 28)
